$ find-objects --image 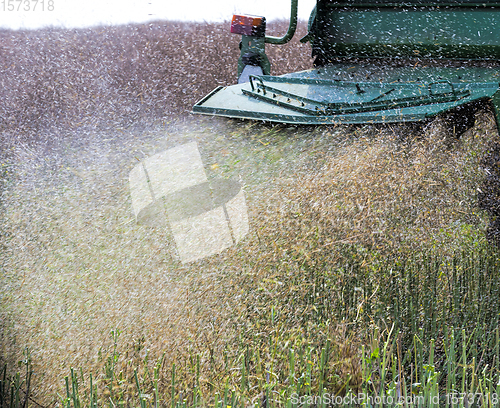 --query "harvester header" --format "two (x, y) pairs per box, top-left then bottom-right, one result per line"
(193, 0), (500, 134)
